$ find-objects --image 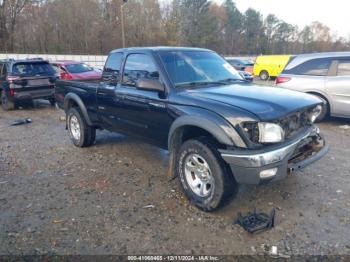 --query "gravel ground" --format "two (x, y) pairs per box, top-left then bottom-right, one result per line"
(0, 100), (350, 257)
